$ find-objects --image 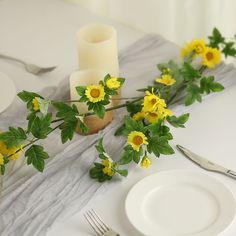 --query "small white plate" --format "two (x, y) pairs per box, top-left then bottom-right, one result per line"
(0, 72), (16, 113)
(125, 170), (236, 236)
